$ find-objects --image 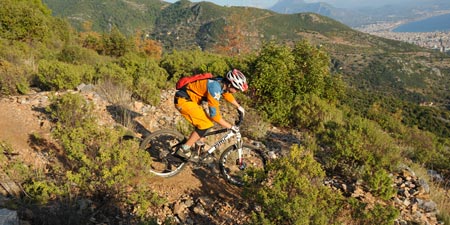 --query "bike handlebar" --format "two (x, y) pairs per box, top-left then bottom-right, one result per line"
(205, 109), (244, 137)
